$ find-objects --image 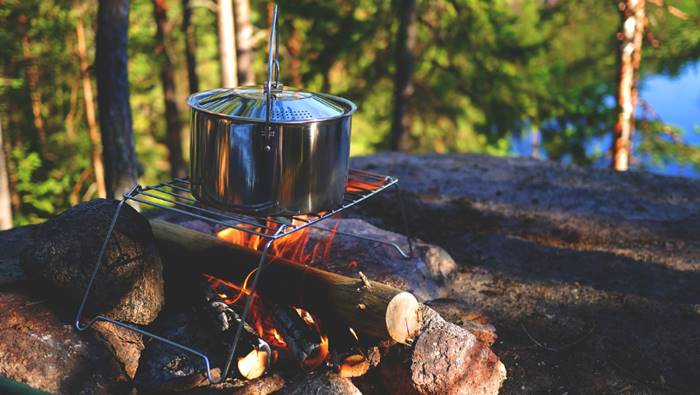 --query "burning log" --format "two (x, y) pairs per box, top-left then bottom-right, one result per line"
(150, 219), (422, 345)
(202, 284), (271, 380)
(270, 305), (325, 369)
